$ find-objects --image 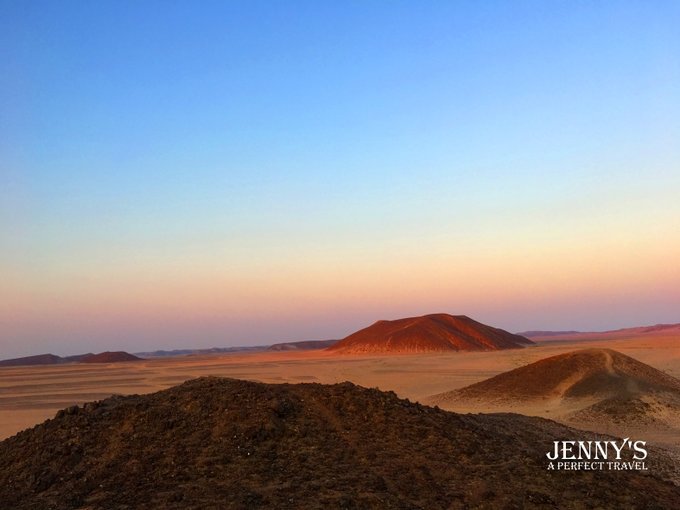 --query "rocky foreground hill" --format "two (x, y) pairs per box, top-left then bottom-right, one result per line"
(328, 313), (533, 354)
(1, 377), (678, 509)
